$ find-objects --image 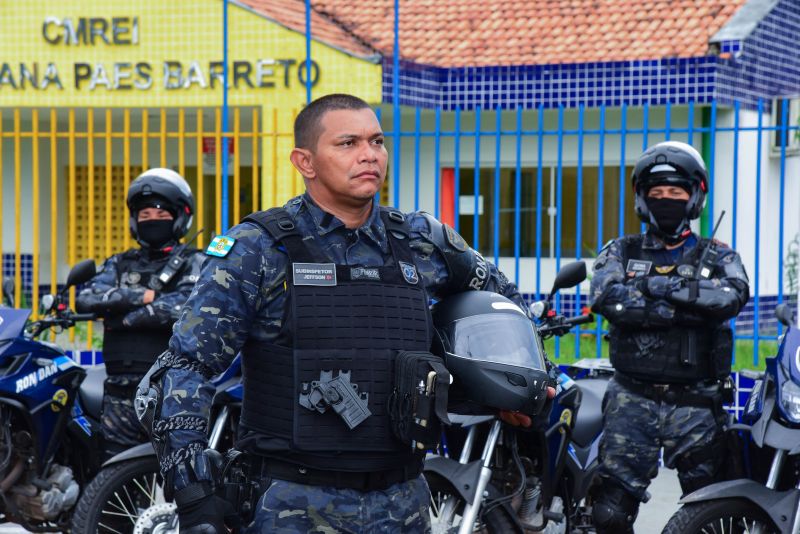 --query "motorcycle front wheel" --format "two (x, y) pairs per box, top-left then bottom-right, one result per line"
(662, 499), (779, 534)
(425, 472), (518, 534)
(70, 456), (172, 534)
